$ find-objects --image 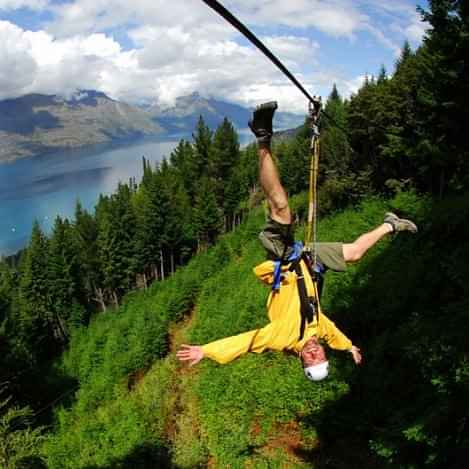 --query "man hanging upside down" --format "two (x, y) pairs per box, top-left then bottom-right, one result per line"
(177, 102), (418, 381)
